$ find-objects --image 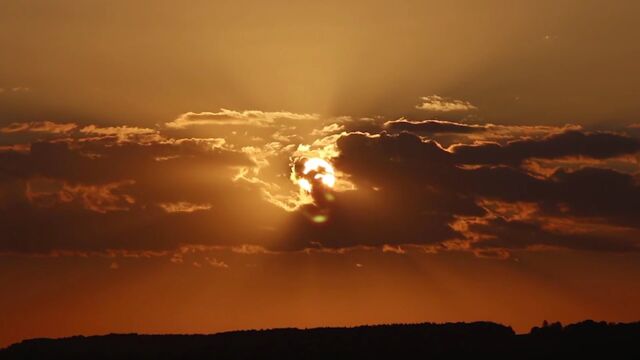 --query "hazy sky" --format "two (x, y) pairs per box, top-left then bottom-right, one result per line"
(2, 0), (639, 126)
(1, 0), (640, 347)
